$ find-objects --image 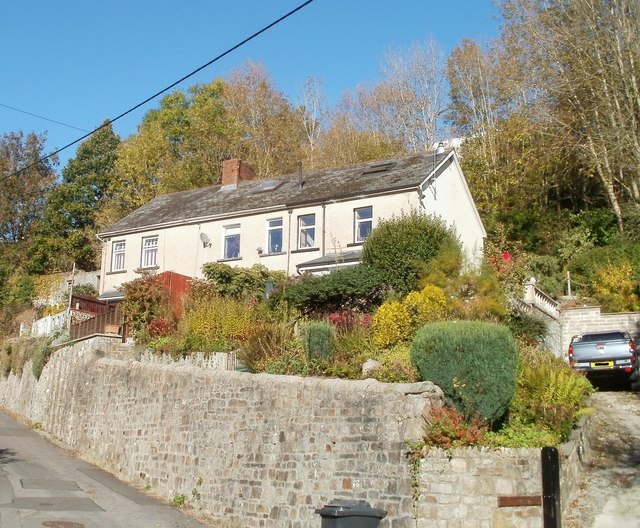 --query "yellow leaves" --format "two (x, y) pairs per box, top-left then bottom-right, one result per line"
(593, 262), (640, 312)
(372, 300), (412, 349)
(403, 285), (448, 327)
(182, 297), (257, 351)
(372, 284), (449, 348)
